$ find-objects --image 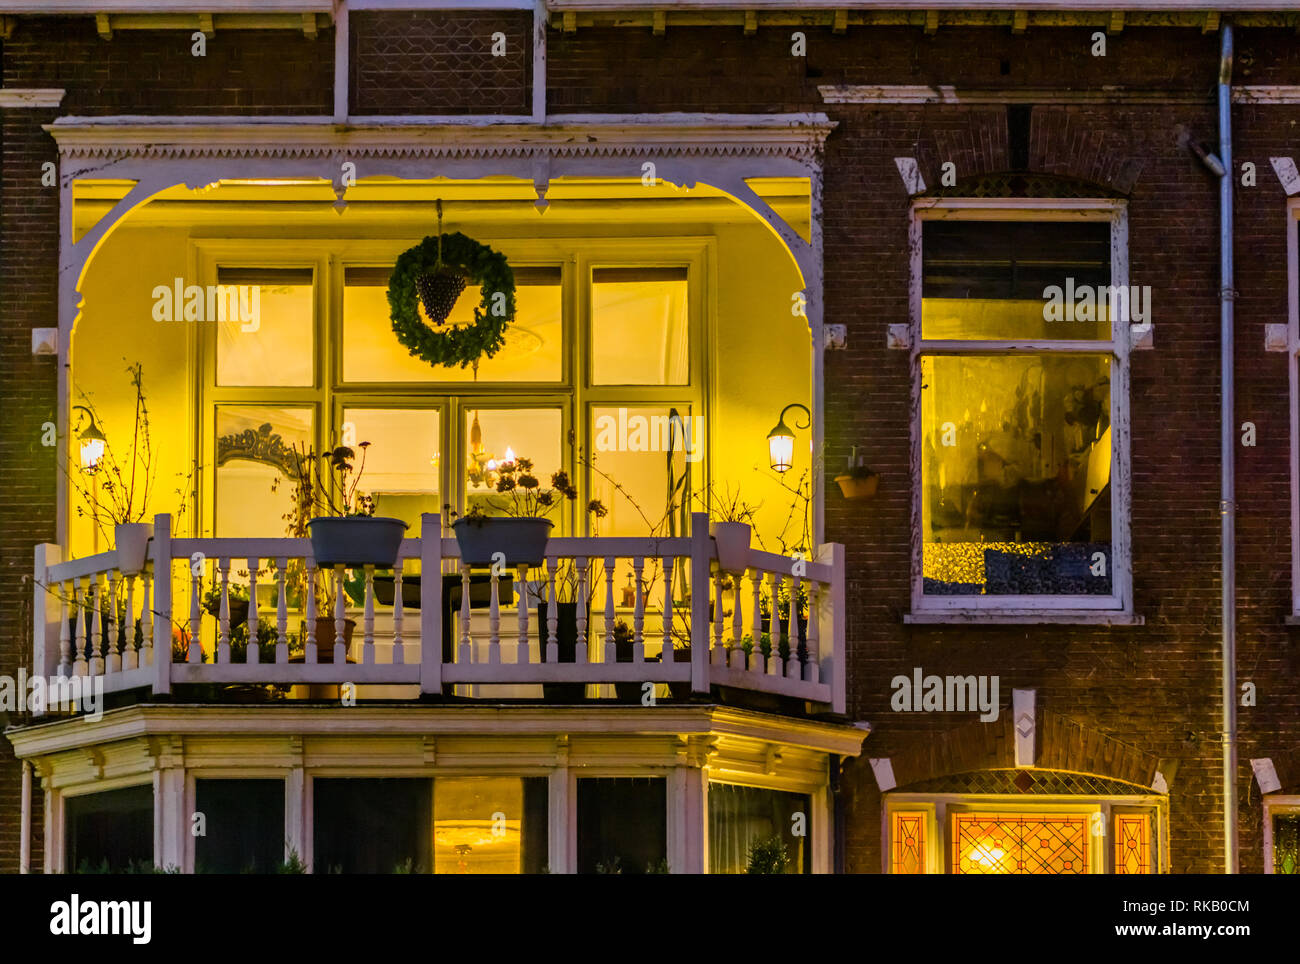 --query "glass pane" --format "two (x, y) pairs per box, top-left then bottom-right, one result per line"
(591, 267), (689, 385)
(707, 783), (810, 874)
(65, 785), (154, 874)
(892, 810), (927, 874)
(432, 776), (536, 874)
(576, 778), (667, 874)
(463, 408), (563, 521)
(215, 268), (315, 386)
(313, 778), (432, 874)
(588, 405), (694, 537)
(1275, 813), (1300, 874)
(1113, 812), (1152, 875)
(195, 779), (286, 874)
(952, 812), (1090, 875)
(340, 408), (440, 537)
(343, 265), (562, 383)
(214, 406), (313, 539)
(922, 221), (1113, 341)
(921, 354), (1113, 597)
